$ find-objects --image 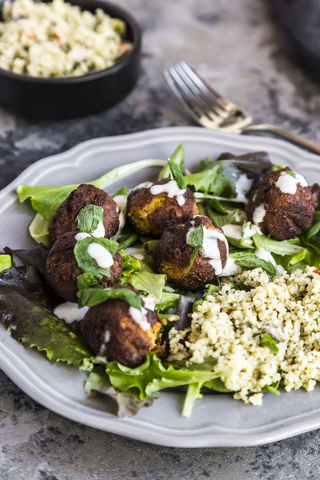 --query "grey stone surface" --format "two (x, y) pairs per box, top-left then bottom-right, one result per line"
(1, 0), (320, 478)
